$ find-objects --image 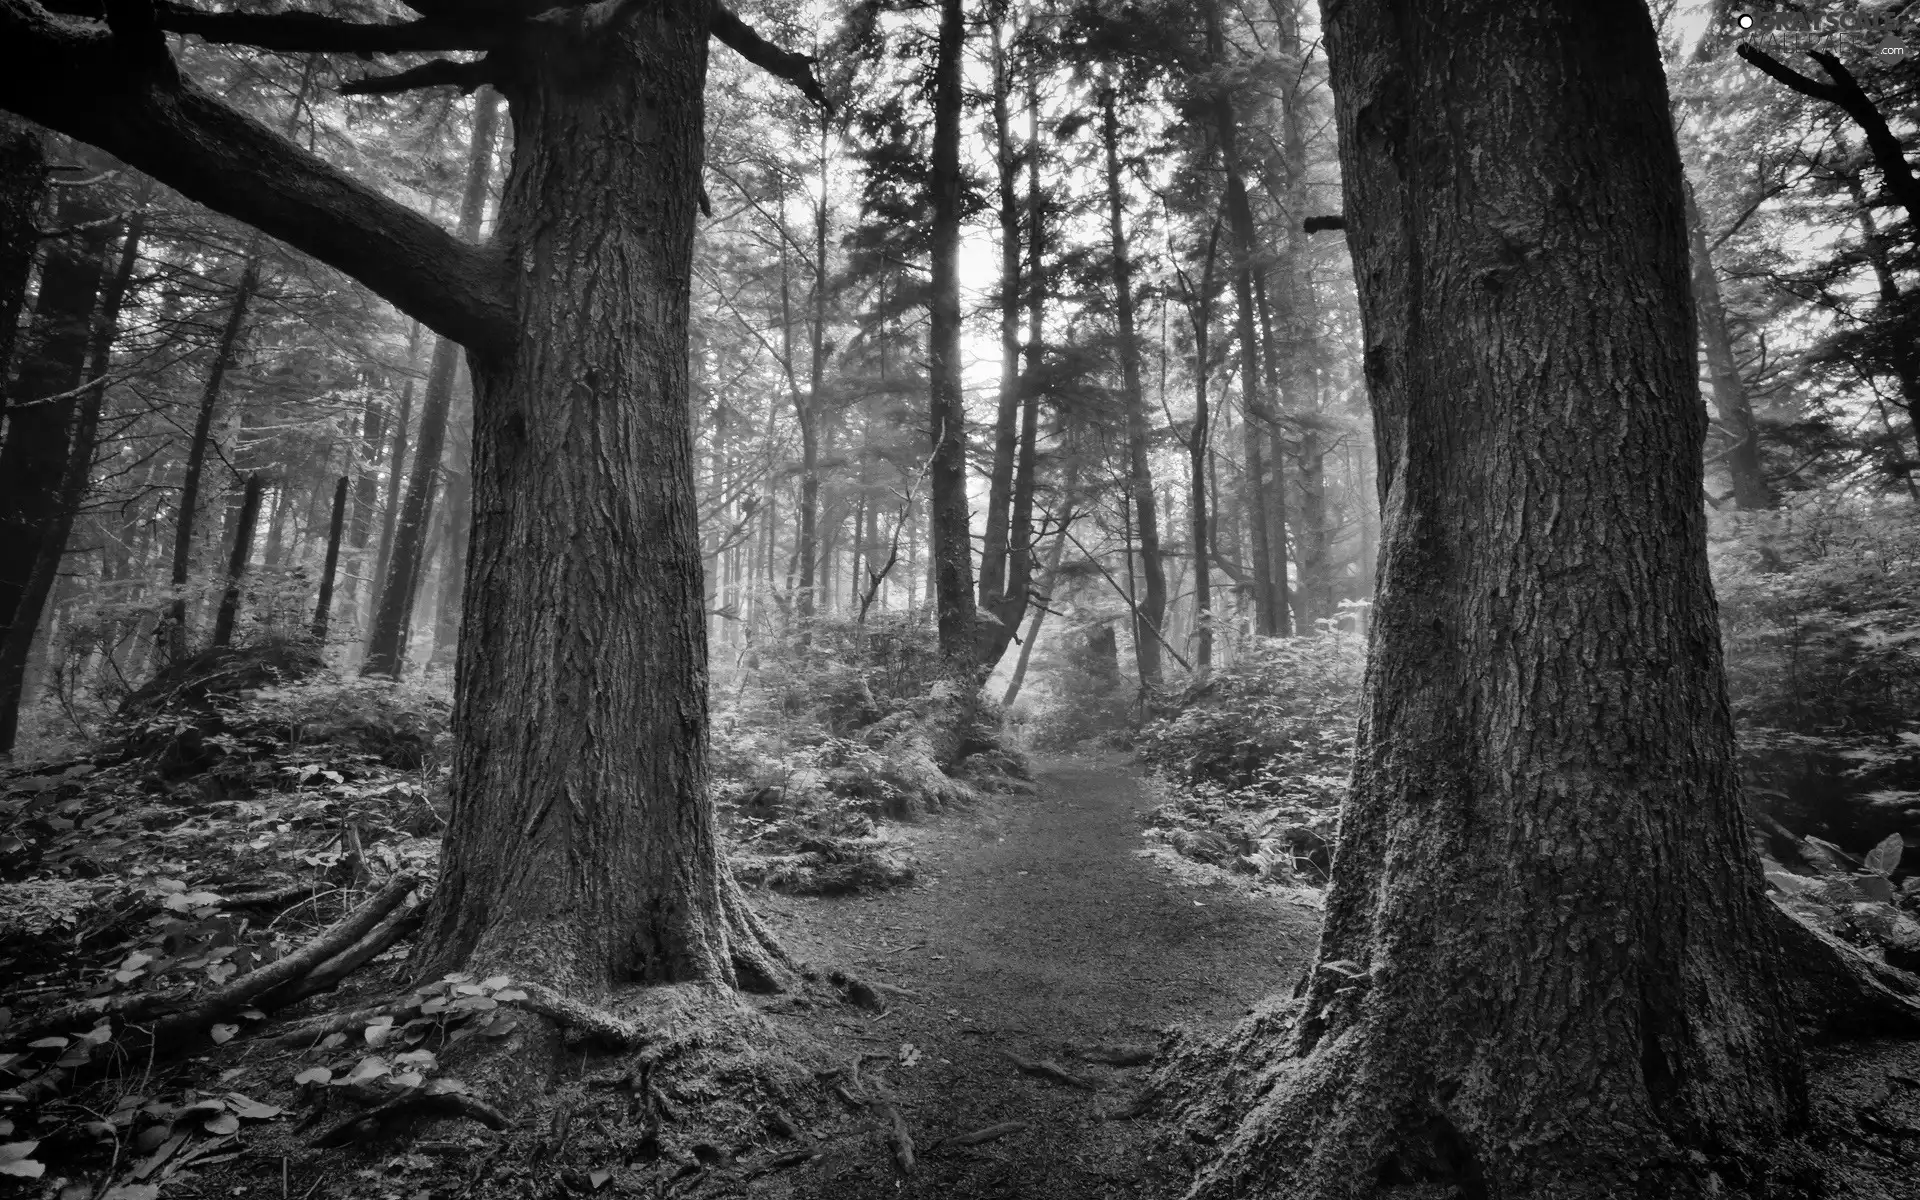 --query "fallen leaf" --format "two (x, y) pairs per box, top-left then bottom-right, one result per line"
(209, 1023), (239, 1045)
(294, 1067), (332, 1086)
(203, 1112), (240, 1136)
(0, 1140), (44, 1179)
